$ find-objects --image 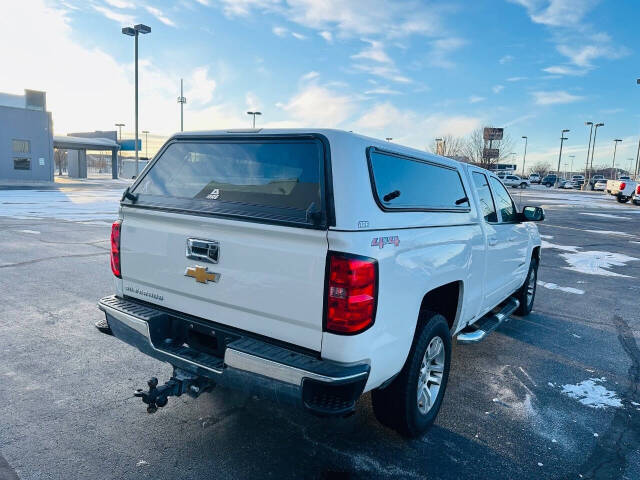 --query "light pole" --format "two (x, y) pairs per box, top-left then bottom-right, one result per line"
(177, 78), (187, 132)
(247, 111), (262, 128)
(568, 155), (575, 178)
(583, 122), (594, 188)
(612, 139), (622, 179)
(142, 130), (149, 159)
(115, 123), (124, 174)
(588, 122), (604, 185)
(521, 136), (528, 177)
(122, 24), (151, 177)
(556, 129), (570, 185)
